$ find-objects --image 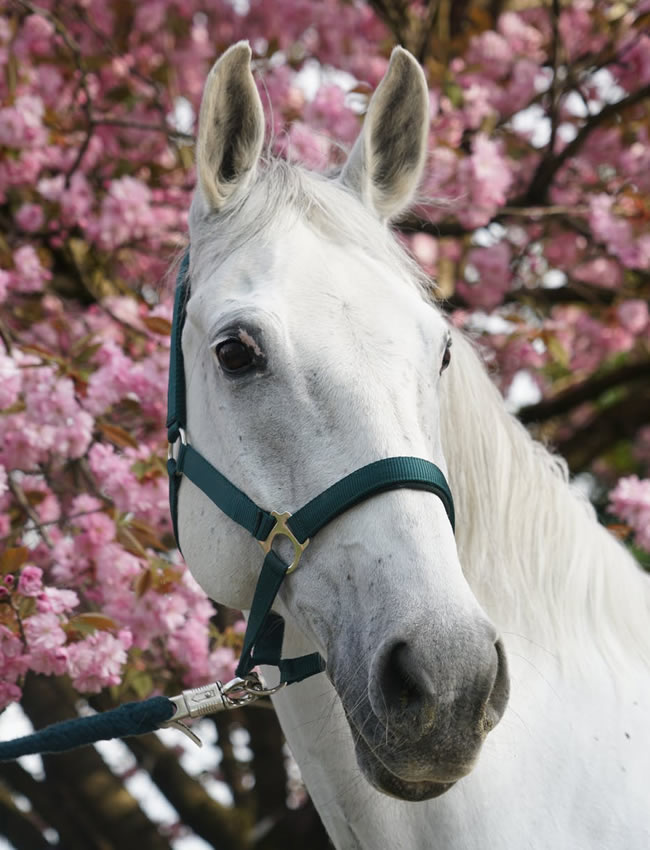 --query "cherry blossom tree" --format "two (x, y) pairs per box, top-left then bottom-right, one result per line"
(0, 0), (648, 847)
